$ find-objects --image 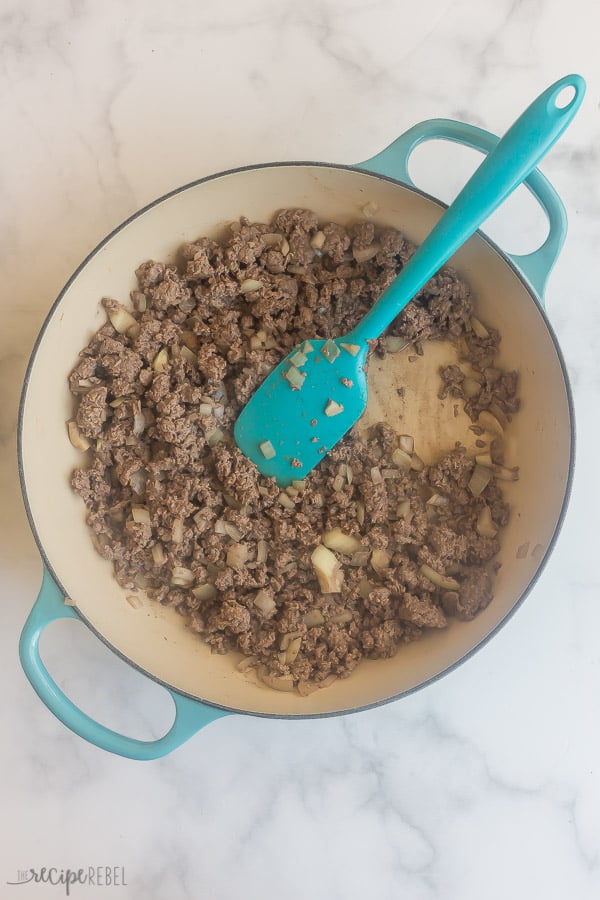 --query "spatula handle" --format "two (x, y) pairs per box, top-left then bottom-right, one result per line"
(346, 74), (585, 346)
